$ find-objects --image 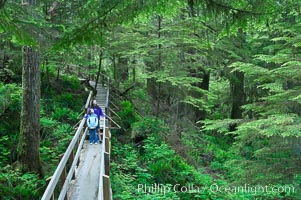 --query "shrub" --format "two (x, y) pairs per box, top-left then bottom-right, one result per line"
(40, 117), (57, 139)
(50, 107), (78, 123)
(118, 101), (140, 132)
(0, 166), (44, 199)
(0, 83), (21, 115)
(131, 117), (168, 143)
(62, 75), (81, 90)
(0, 136), (10, 164)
